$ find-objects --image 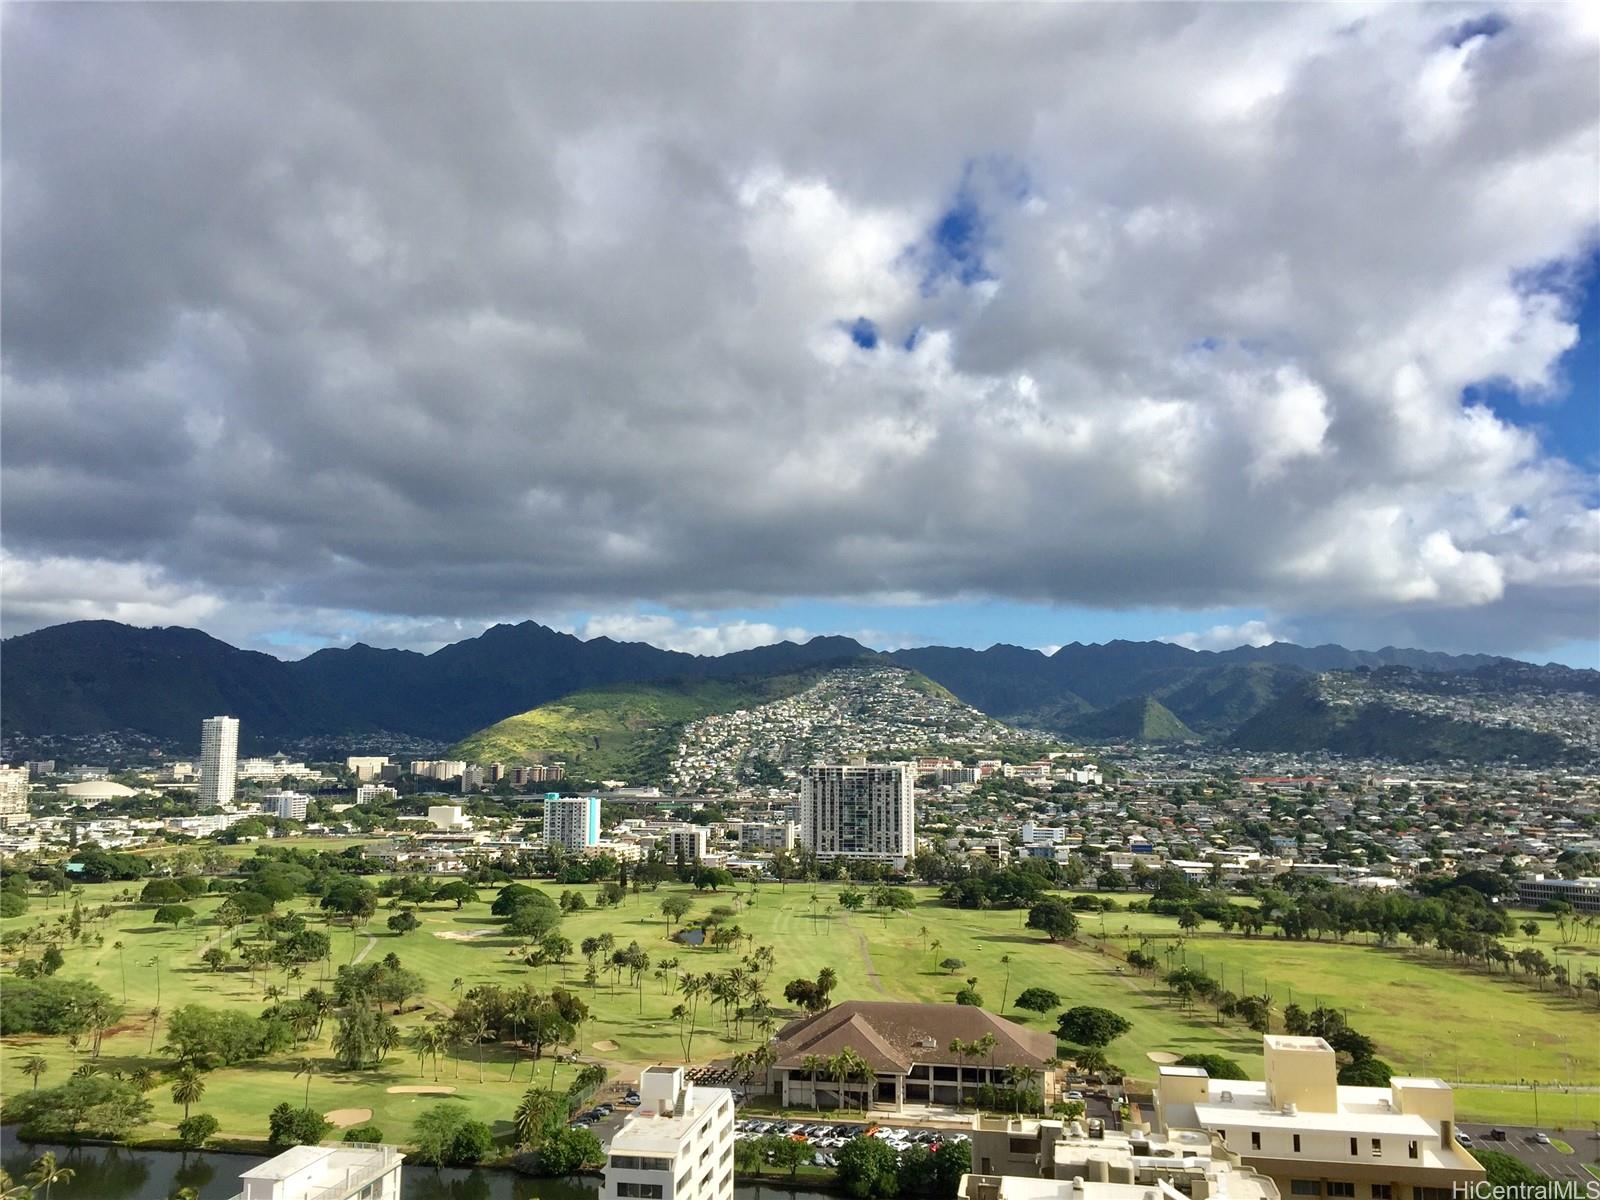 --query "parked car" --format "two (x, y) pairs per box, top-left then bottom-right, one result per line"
(1066, 1090), (1084, 1101)
(1486, 1129), (1507, 1141)
(1530, 1133), (1551, 1145)
(623, 1092), (642, 1106)
(1456, 1133), (1475, 1148)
